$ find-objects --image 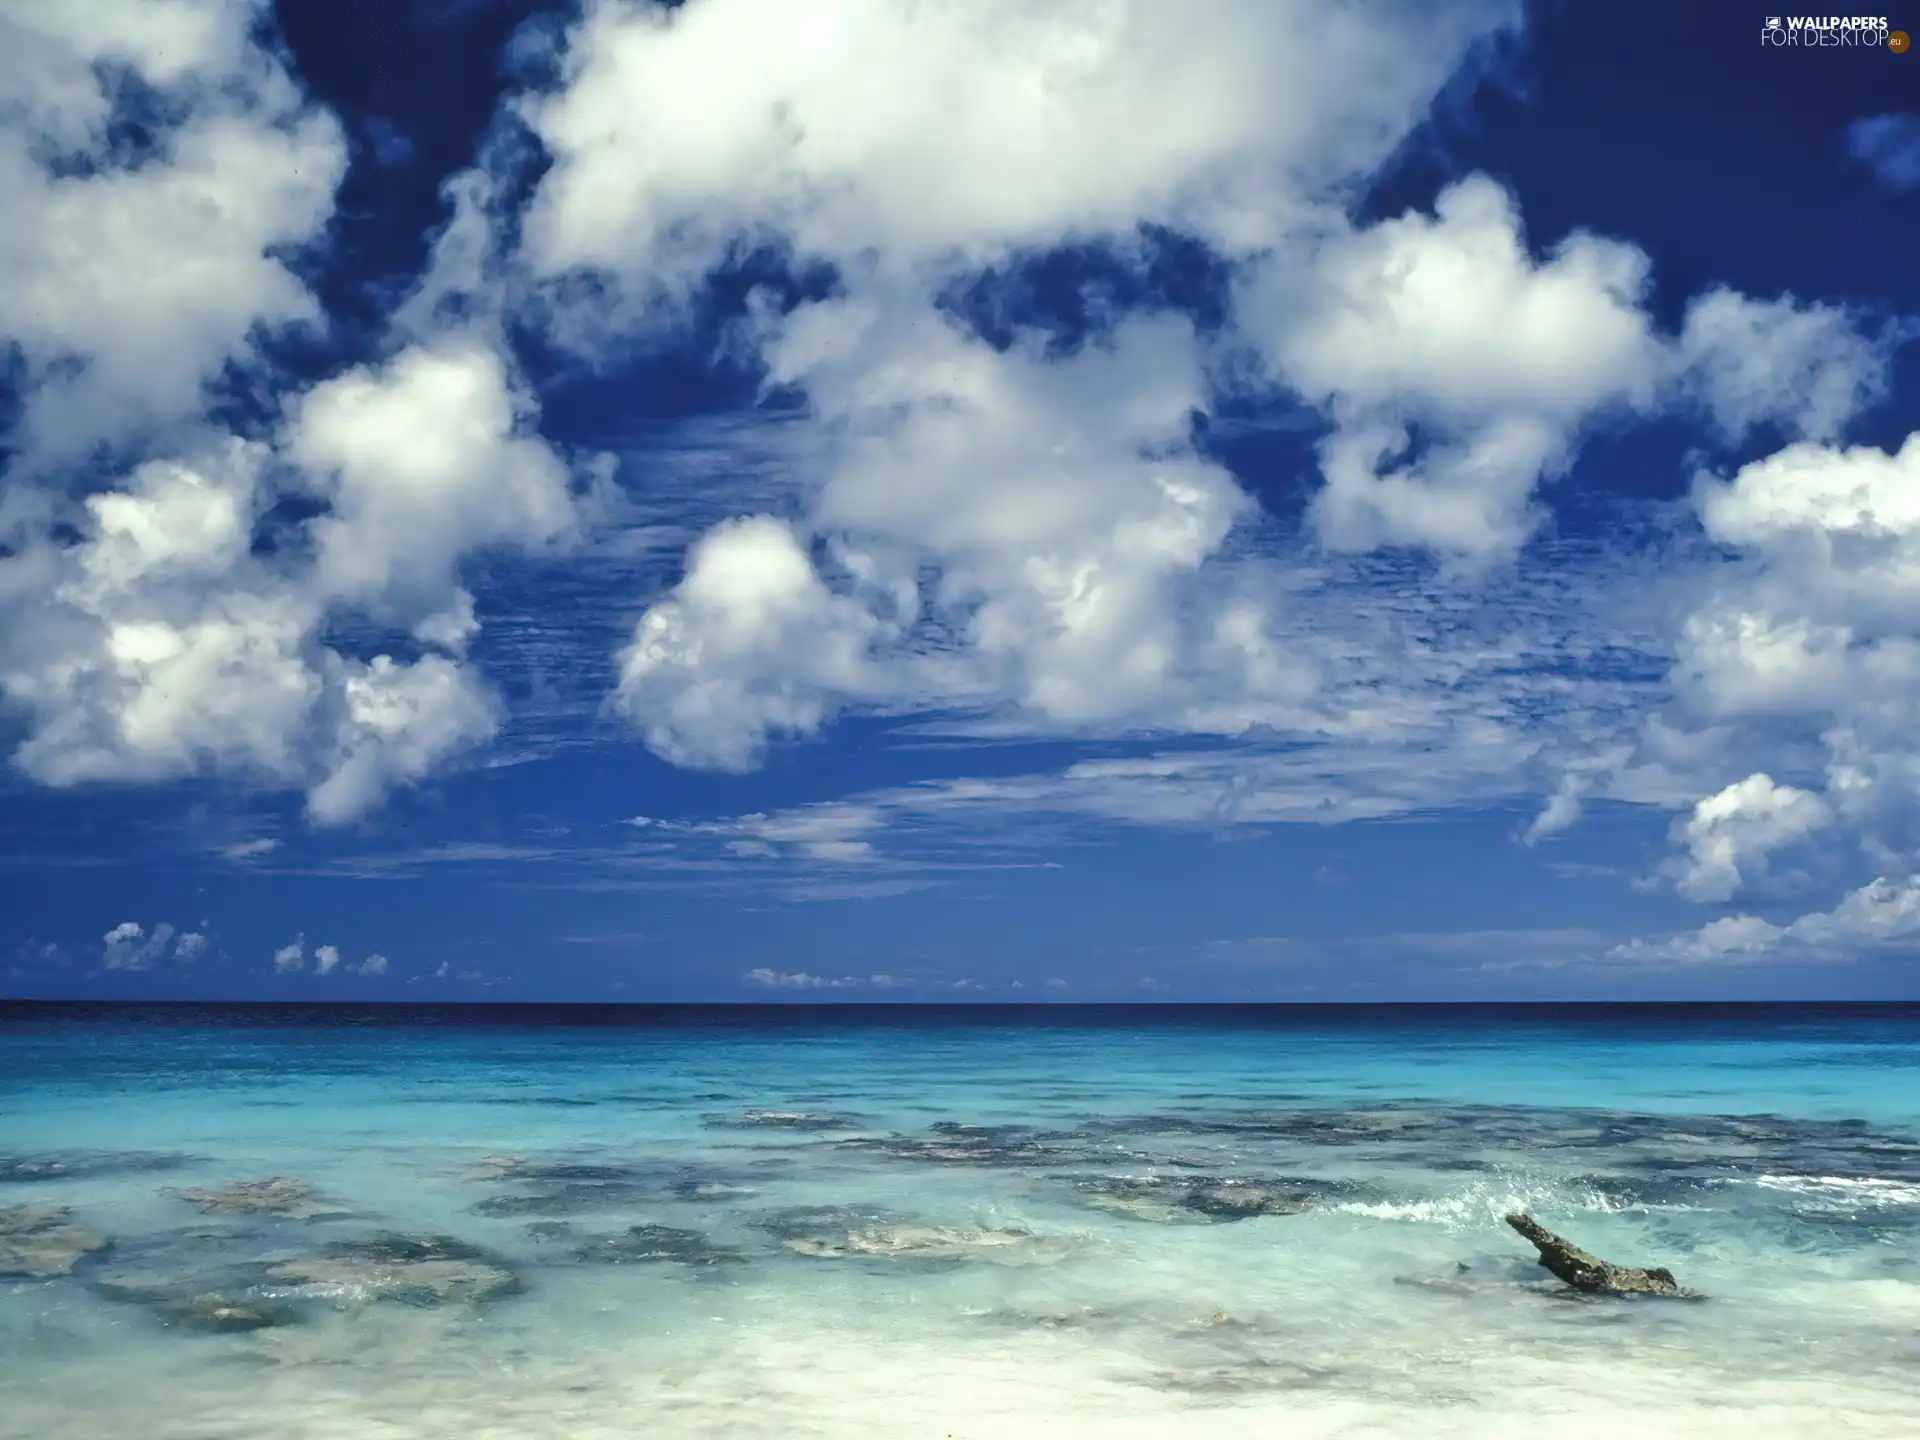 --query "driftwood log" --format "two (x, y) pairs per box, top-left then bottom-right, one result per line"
(1504, 1212), (1701, 1298)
